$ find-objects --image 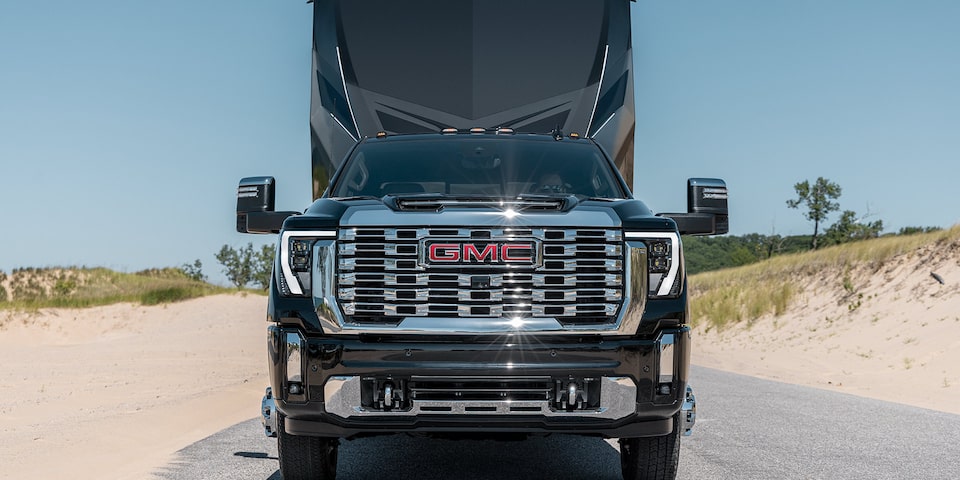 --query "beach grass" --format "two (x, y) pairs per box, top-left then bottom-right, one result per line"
(0, 267), (233, 309)
(689, 226), (960, 330)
